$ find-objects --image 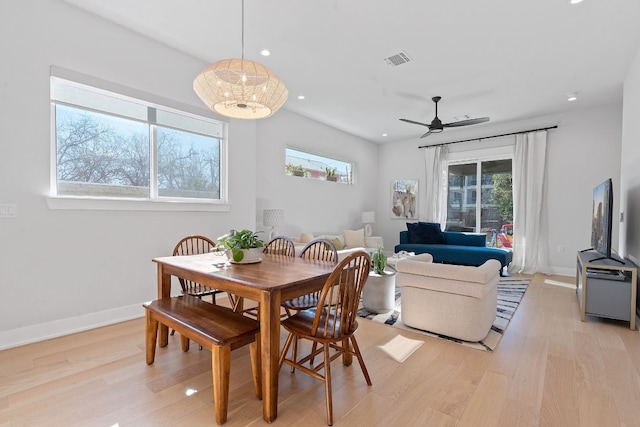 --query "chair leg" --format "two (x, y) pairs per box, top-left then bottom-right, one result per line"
(228, 294), (244, 312)
(145, 310), (158, 365)
(249, 334), (262, 400)
(309, 341), (318, 366)
(290, 336), (299, 373)
(211, 344), (231, 425)
(341, 338), (352, 366)
(278, 333), (295, 370)
(323, 343), (334, 426)
(349, 336), (372, 386)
